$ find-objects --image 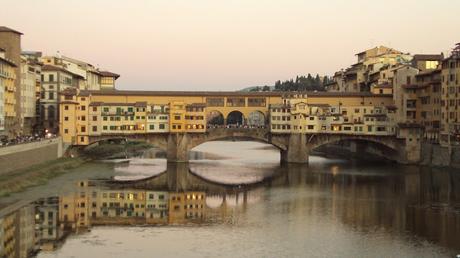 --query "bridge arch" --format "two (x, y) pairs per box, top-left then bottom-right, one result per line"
(207, 110), (225, 126)
(307, 134), (402, 161)
(188, 128), (288, 151)
(226, 110), (245, 126)
(247, 110), (266, 127)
